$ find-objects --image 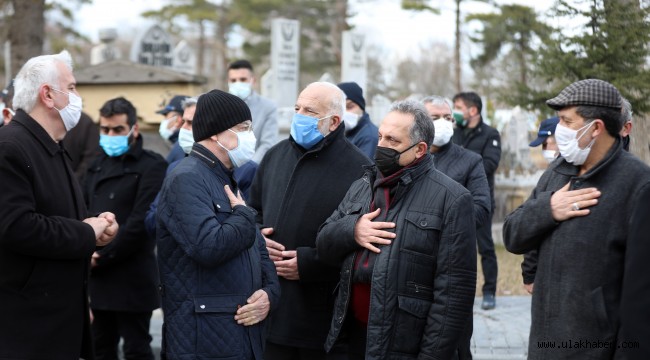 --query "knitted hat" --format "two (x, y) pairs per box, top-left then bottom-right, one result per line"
(337, 82), (366, 111)
(546, 79), (622, 111)
(193, 90), (252, 142)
